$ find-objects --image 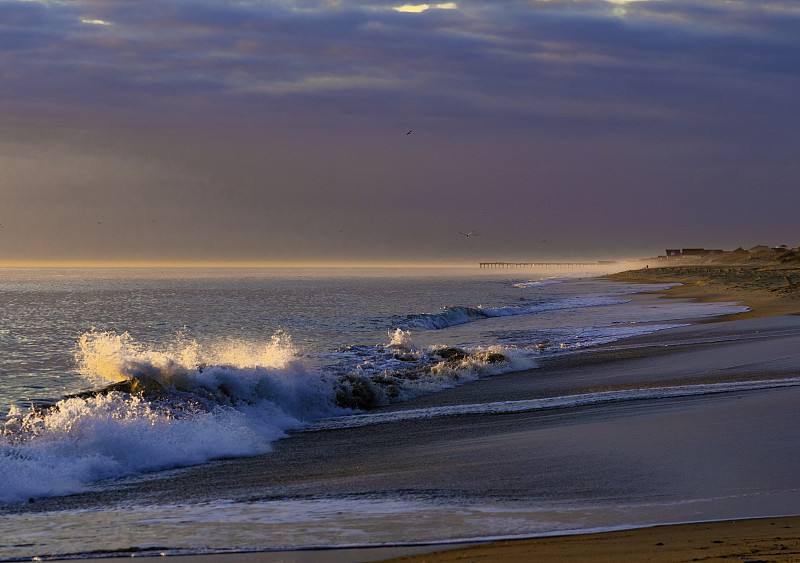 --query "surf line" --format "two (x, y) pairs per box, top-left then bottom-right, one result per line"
(308, 377), (800, 430)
